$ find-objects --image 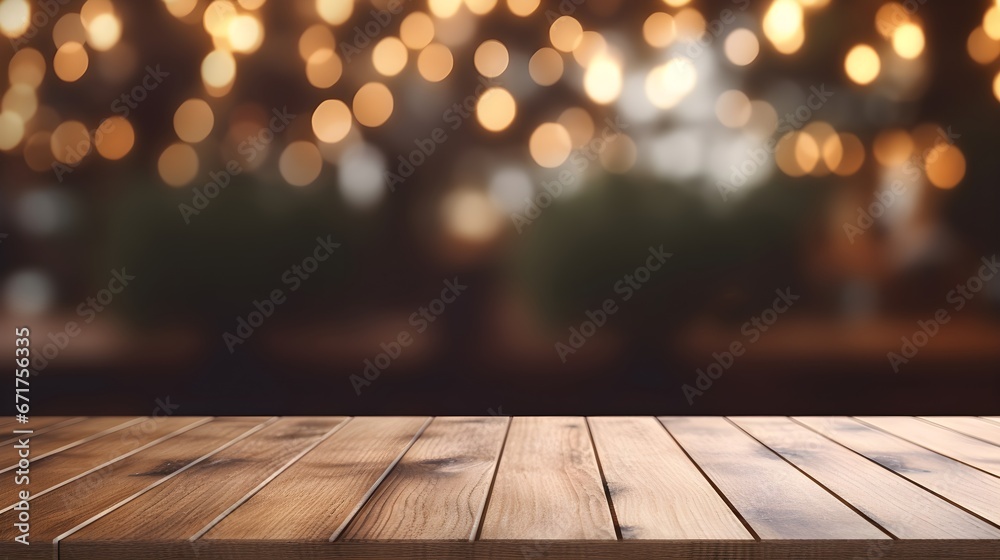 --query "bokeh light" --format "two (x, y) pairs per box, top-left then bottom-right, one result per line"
(353, 82), (394, 127)
(476, 87), (516, 132)
(312, 99), (352, 143)
(279, 141), (323, 186)
(417, 43), (453, 82)
(158, 143), (199, 187)
(474, 40), (509, 78)
(528, 47), (563, 86)
(95, 116), (135, 160)
(529, 123), (572, 168)
(845, 44), (880, 85)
